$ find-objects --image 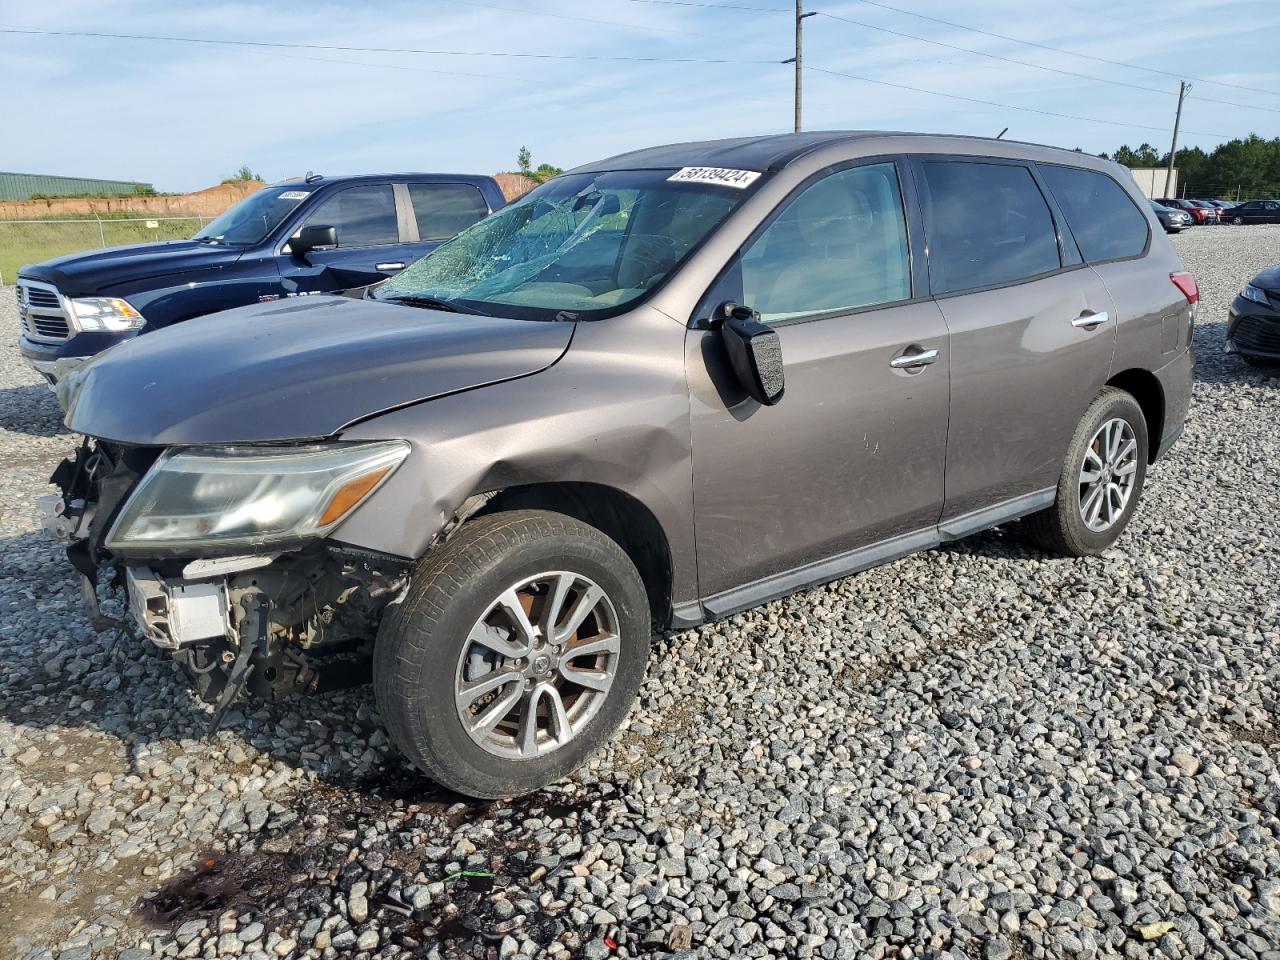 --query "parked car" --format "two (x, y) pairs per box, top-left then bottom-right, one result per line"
(1226, 265), (1280, 365)
(1151, 200), (1192, 233)
(1190, 200), (1221, 223)
(1223, 199), (1280, 225)
(1204, 200), (1236, 214)
(1156, 198), (1215, 224)
(42, 133), (1194, 798)
(17, 173), (506, 384)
